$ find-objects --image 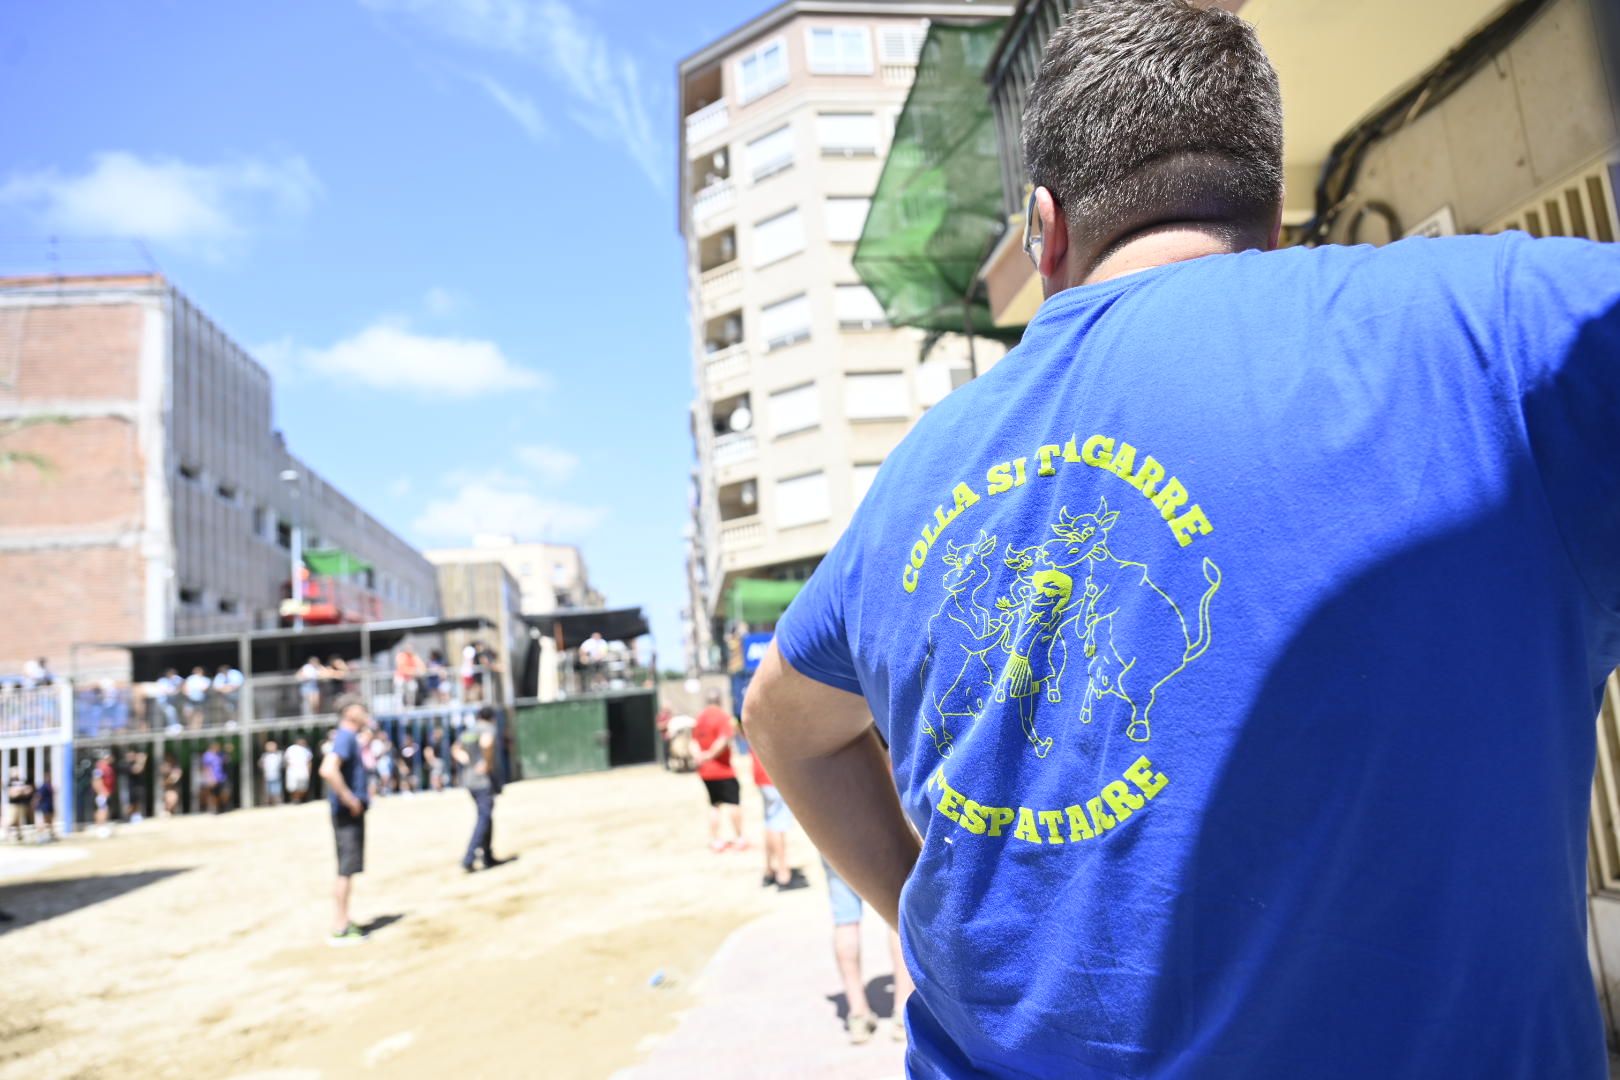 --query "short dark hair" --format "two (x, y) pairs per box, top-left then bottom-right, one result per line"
(477, 705), (496, 722)
(333, 694), (366, 721)
(1022, 0), (1283, 244)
